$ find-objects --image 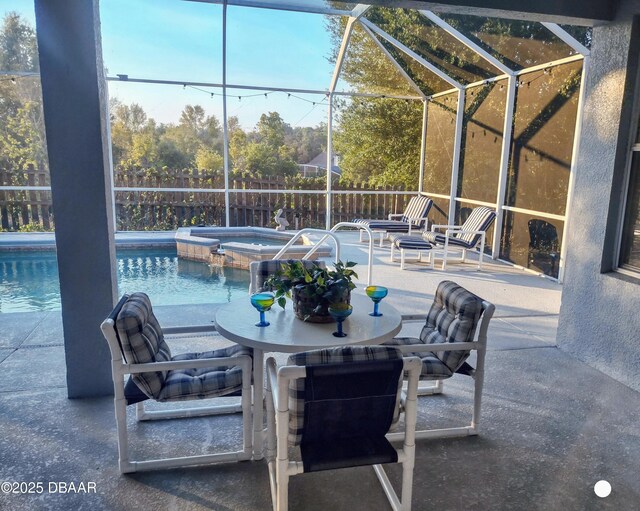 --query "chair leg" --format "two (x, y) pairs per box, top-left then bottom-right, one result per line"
(400, 249), (406, 270)
(379, 232), (385, 248)
(241, 360), (253, 457)
(276, 459), (289, 511)
(390, 243), (396, 263)
(400, 453), (415, 511)
(113, 381), (133, 474)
